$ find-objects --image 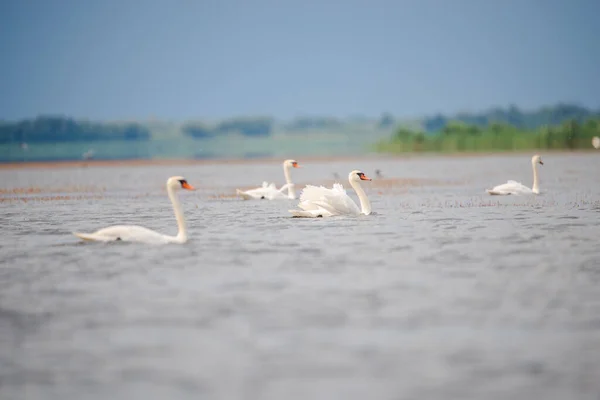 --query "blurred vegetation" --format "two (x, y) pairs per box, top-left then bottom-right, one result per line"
(0, 116), (150, 144)
(182, 117), (274, 139)
(421, 103), (598, 132)
(284, 116), (343, 132)
(0, 115), (388, 162)
(1, 104), (599, 162)
(375, 118), (600, 153)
